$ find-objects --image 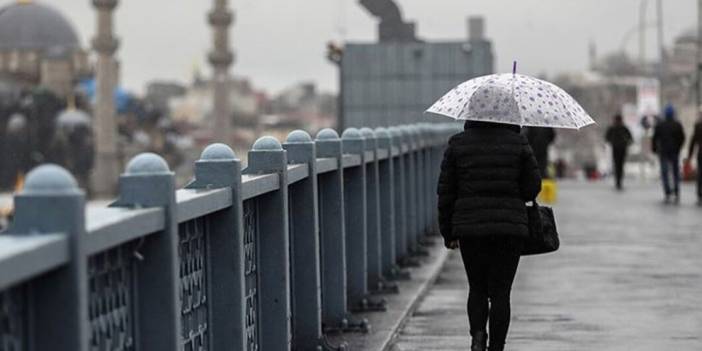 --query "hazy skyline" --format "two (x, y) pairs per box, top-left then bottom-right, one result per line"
(14, 0), (698, 94)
